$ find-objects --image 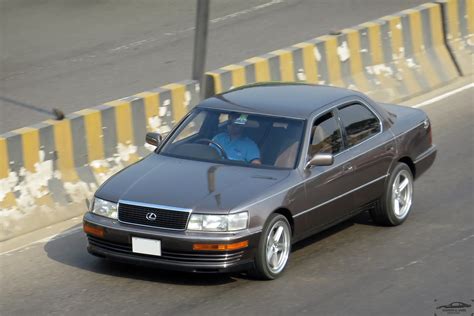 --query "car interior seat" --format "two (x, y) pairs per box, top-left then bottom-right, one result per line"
(261, 124), (302, 167)
(260, 126), (287, 165)
(310, 124), (332, 155)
